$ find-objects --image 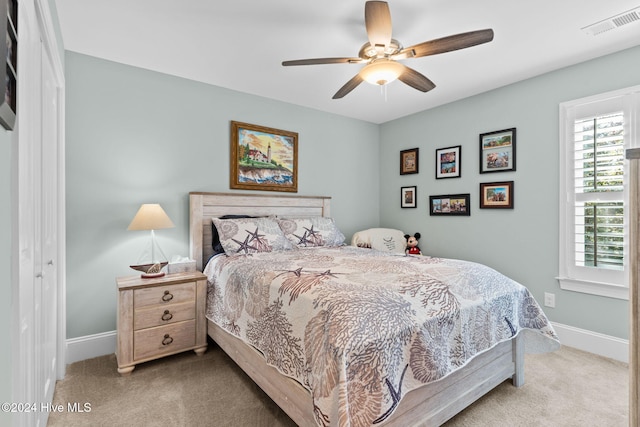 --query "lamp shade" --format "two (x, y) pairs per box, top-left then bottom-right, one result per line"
(361, 60), (404, 86)
(127, 204), (175, 231)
